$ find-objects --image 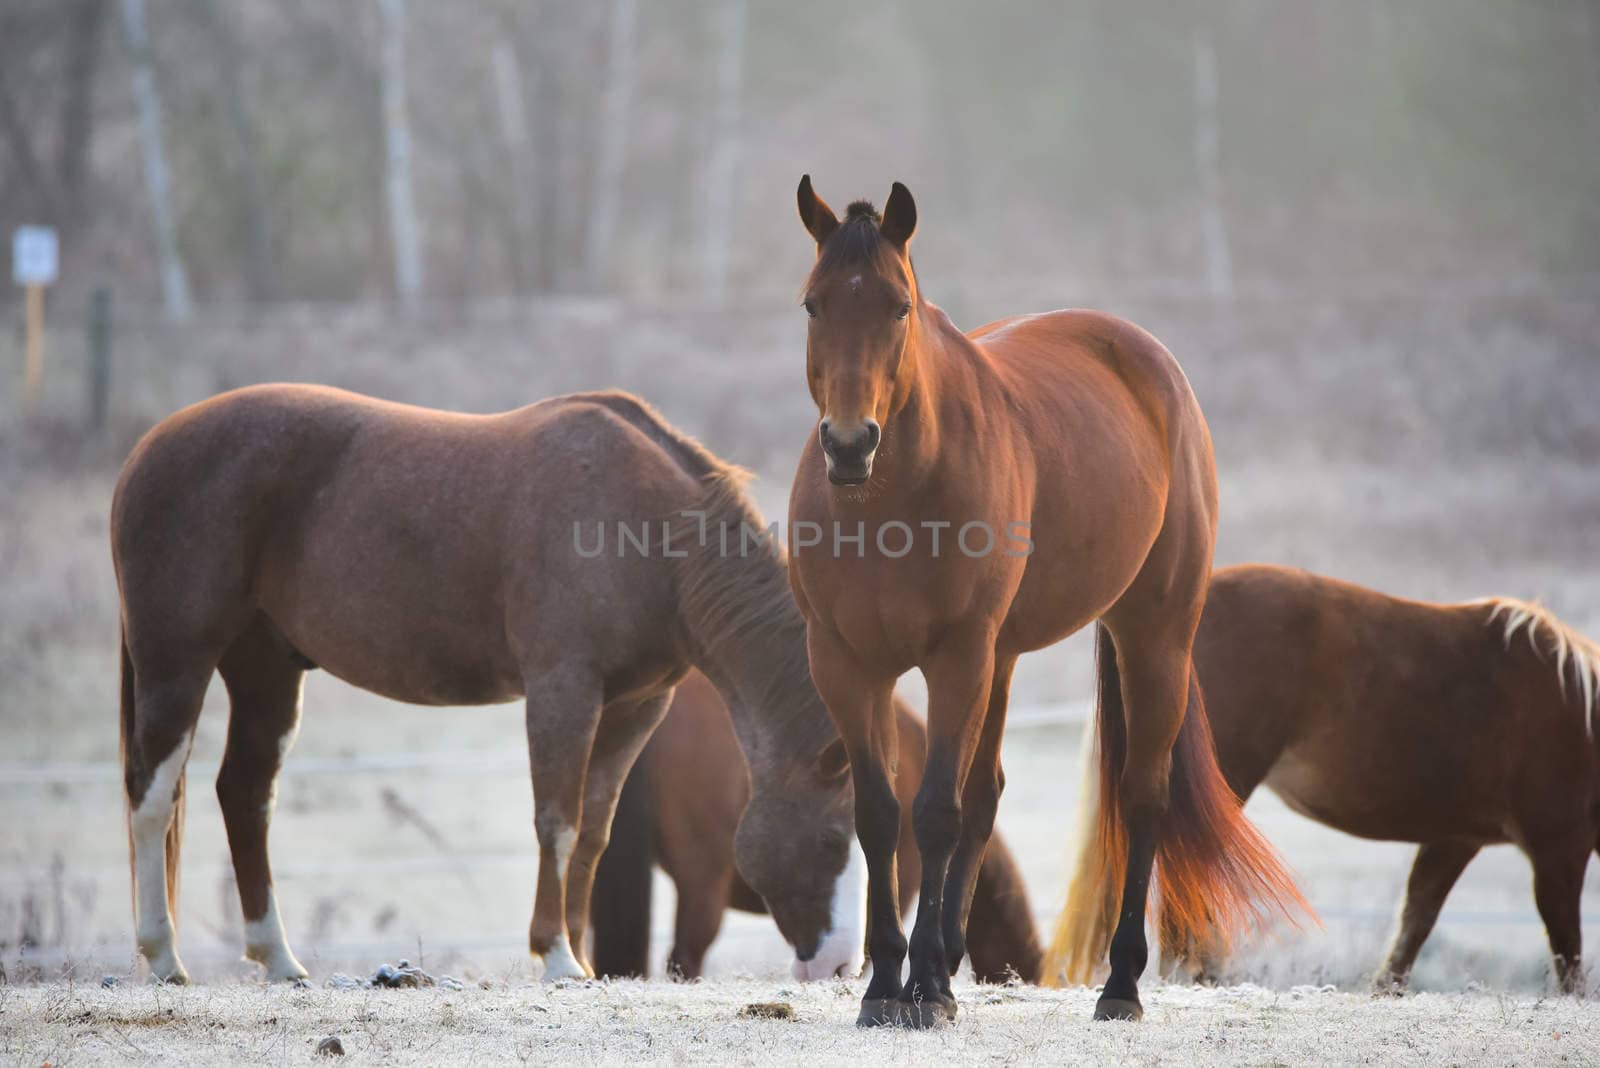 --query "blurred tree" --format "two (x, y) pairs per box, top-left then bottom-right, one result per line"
(699, 0), (746, 304)
(379, 0), (423, 308)
(586, 0), (638, 292)
(119, 0), (192, 321)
